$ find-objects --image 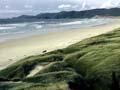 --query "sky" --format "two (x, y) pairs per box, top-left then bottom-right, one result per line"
(0, 0), (120, 18)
